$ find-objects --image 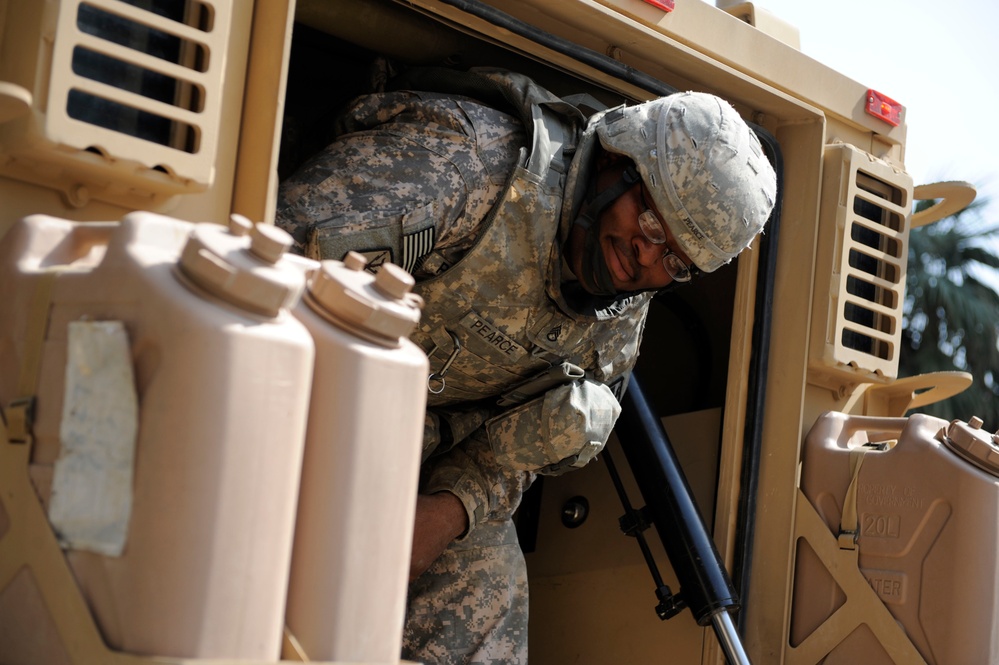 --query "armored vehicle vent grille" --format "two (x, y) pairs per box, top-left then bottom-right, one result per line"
(51, 0), (229, 187)
(810, 144), (912, 385)
(840, 171), (905, 362)
(0, 0), (234, 205)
